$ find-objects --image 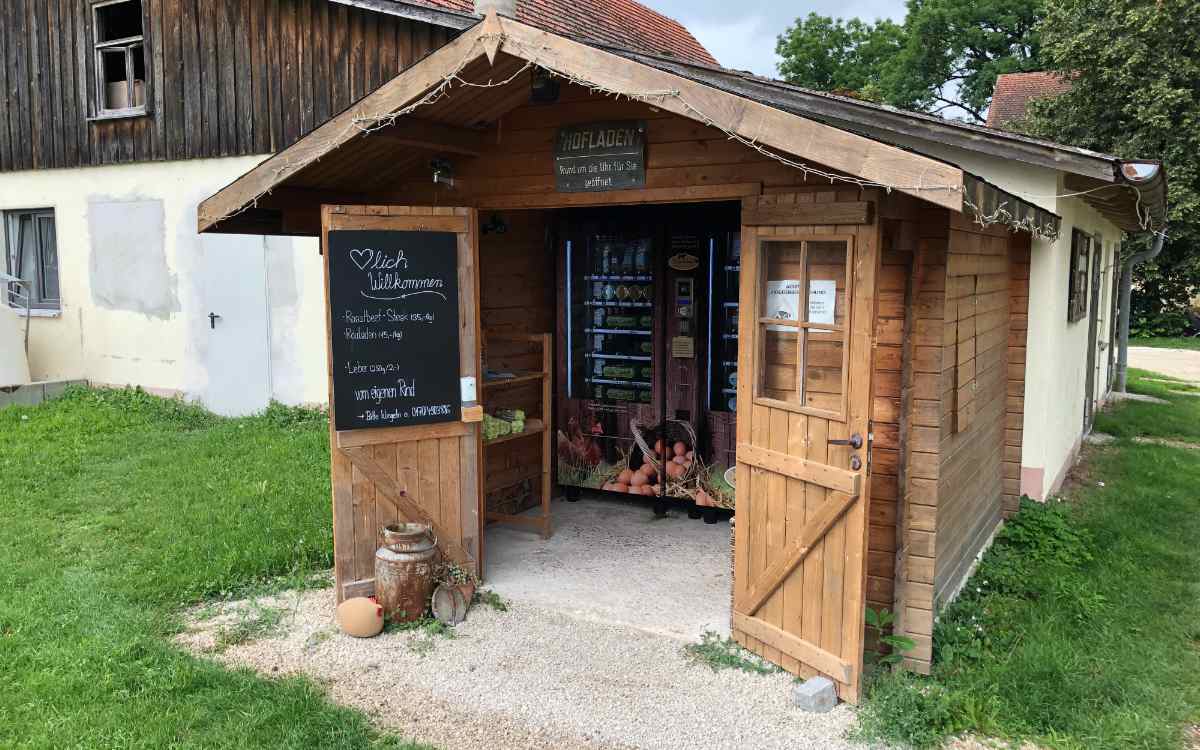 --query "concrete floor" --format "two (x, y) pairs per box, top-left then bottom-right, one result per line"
(483, 494), (733, 641)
